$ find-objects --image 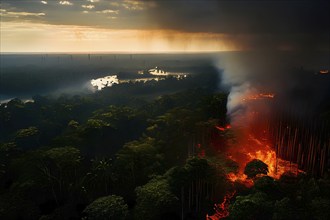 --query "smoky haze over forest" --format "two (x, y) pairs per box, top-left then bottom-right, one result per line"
(0, 53), (217, 100)
(1, 1), (330, 220)
(215, 51), (330, 124)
